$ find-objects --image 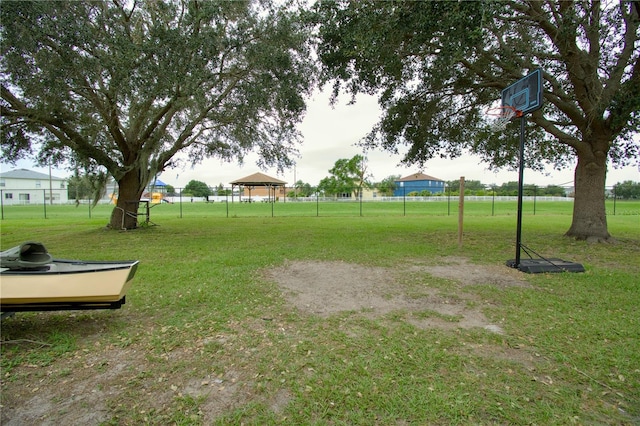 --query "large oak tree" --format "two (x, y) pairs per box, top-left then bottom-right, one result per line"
(313, 0), (639, 241)
(1, 0), (314, 229)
